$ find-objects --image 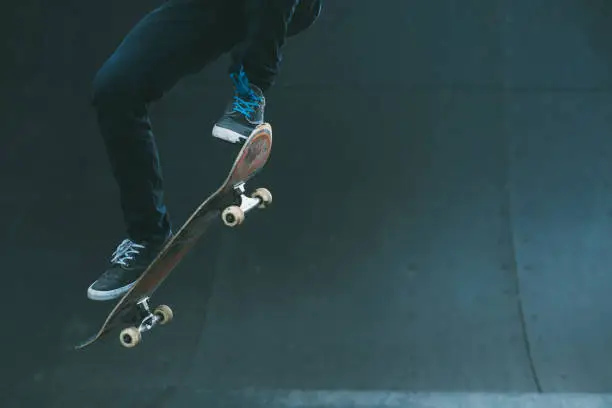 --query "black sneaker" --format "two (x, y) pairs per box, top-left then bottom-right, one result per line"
(212, 68), (265, 143)
(87, 235), (171, 301)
